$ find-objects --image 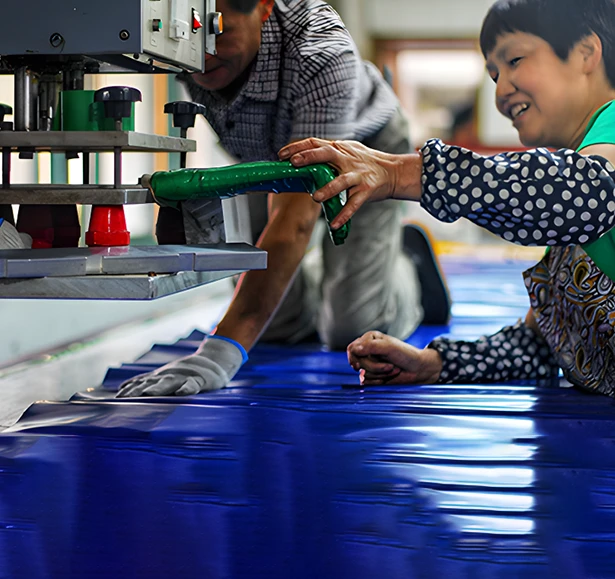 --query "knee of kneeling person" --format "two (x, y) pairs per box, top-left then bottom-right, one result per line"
(319, 296), (409, 351)
(320, 317), (376, 351)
